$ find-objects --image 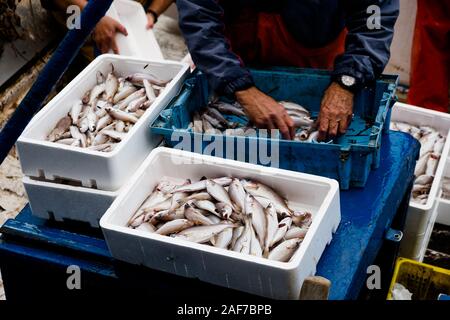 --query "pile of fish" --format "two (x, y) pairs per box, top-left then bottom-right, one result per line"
(128, 176), (312, 262)
(188, 100), (321, 142)
(390, 122), (446, 204)
(46, 64), (171, 152)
